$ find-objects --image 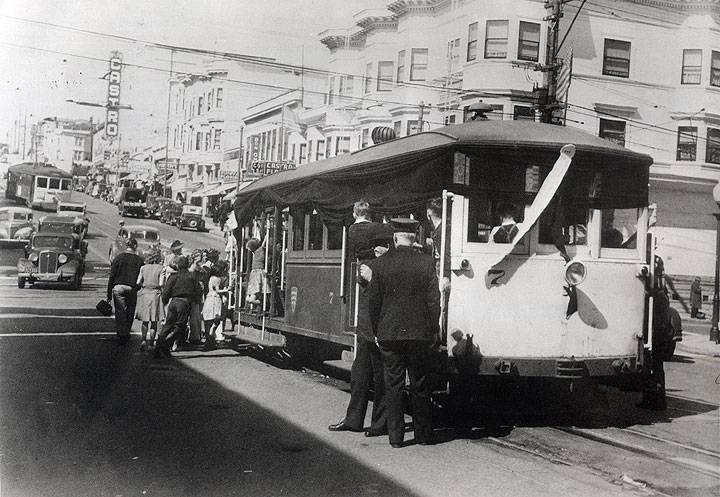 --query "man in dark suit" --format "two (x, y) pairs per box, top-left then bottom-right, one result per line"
(328, 223), (394, 436)
(367, 218), (441, 448)
(346, 200), (384, 262)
